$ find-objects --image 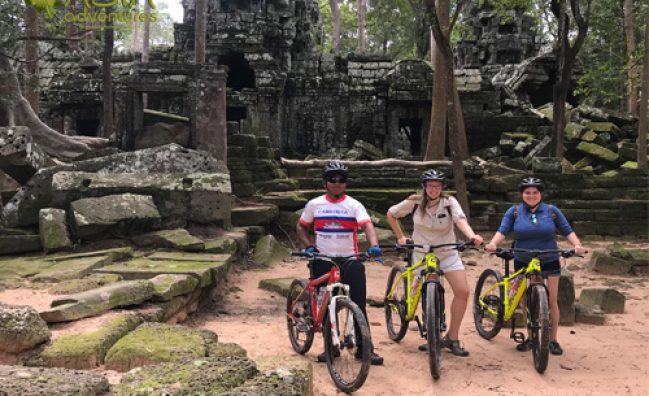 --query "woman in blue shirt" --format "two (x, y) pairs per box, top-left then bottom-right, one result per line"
(485, 177), (586, 356)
